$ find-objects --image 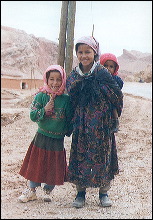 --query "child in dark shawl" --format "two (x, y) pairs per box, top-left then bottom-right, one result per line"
(66, 36), (123, 208)
(100, 53), (124, 133)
